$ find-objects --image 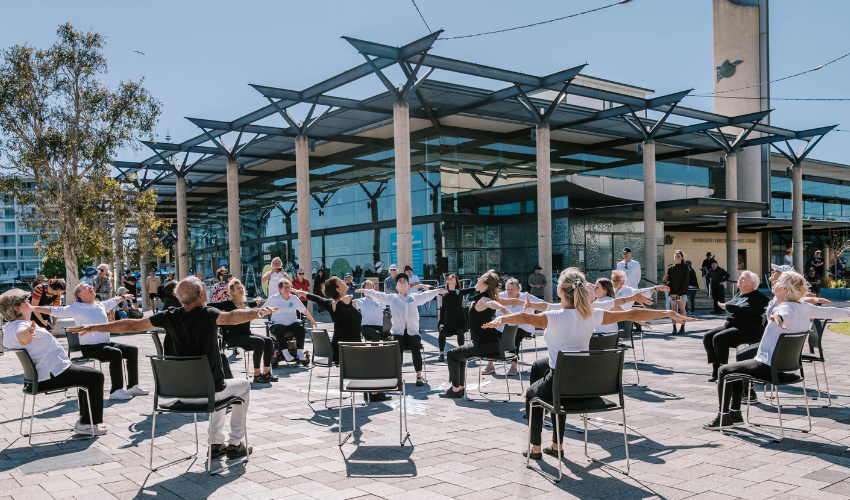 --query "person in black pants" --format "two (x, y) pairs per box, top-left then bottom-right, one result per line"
(686, 261), (699, 316)
(354, 280), (387, 342)
(438, 274), (475, 363)
(702, 271), (769, 382)
(209, 279), (277, 383)
(1, 289), (106, 435)
(706, 261), (730, 313)
(294, 277), (362, 363)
